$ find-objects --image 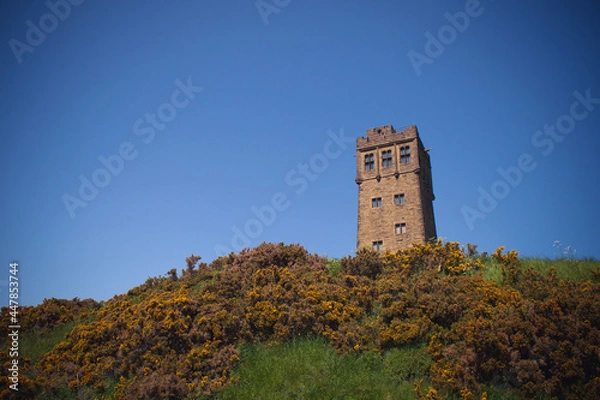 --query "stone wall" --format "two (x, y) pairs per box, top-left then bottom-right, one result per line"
(356, 124), (436, 252)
